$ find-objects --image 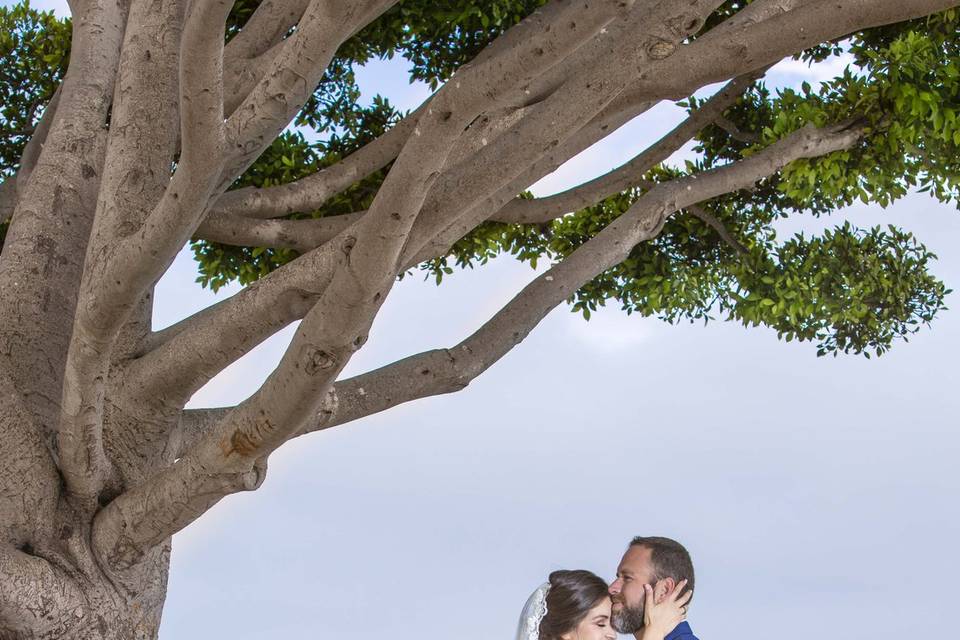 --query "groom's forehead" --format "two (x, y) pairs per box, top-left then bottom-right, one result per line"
(619, 545), (654, 572)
